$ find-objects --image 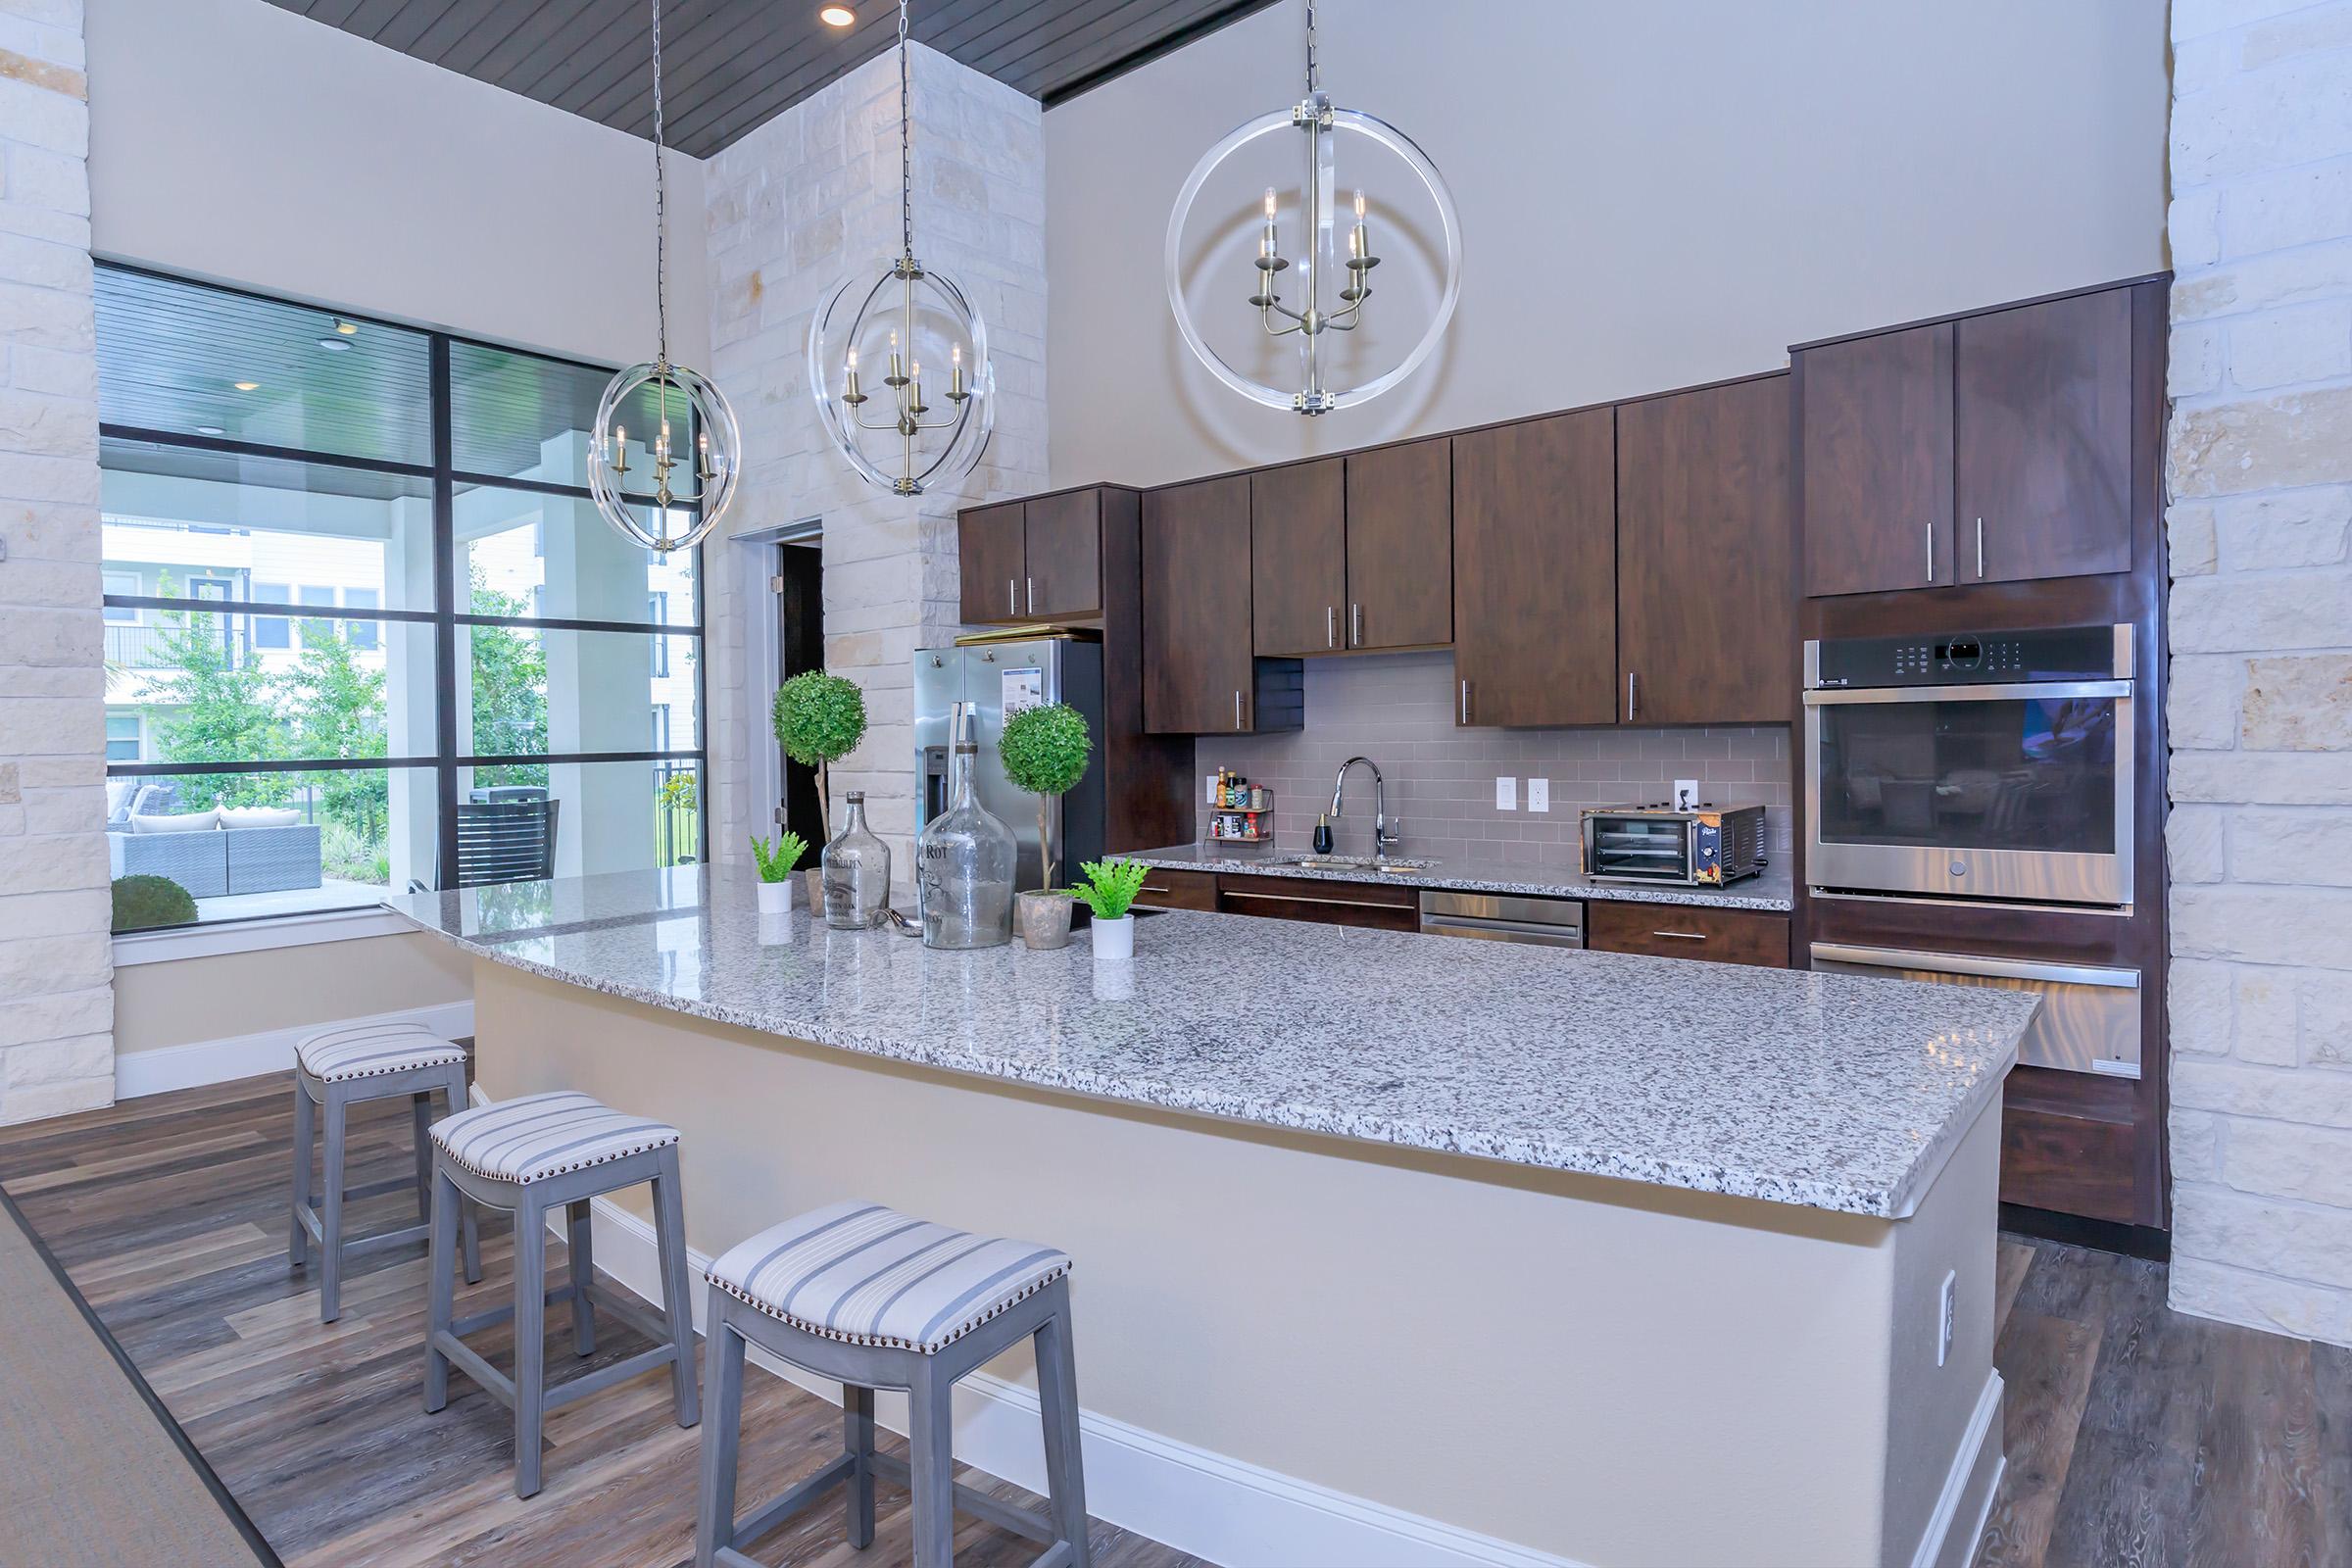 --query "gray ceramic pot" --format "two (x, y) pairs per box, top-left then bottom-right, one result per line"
(1016, 889), (1074, 950)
